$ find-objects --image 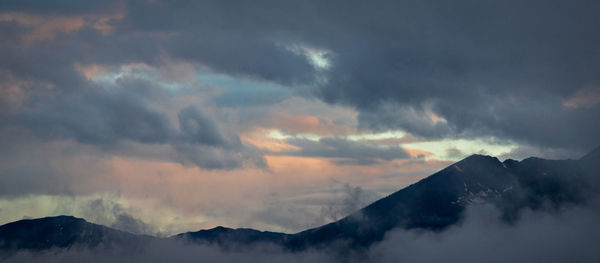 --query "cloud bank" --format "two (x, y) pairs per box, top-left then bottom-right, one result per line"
(4, 199), (600, 263)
